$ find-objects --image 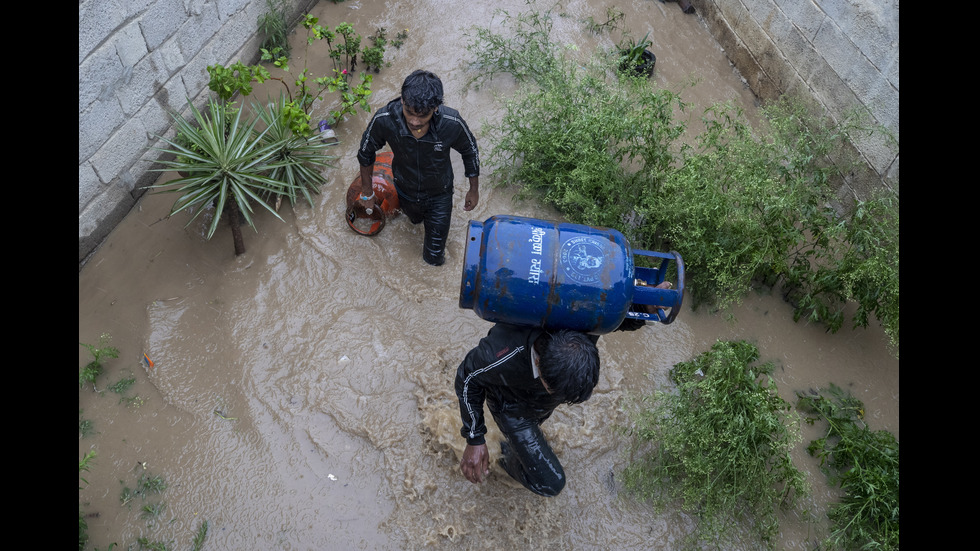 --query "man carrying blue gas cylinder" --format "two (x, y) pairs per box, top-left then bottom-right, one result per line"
(455, 282), (672, 496)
